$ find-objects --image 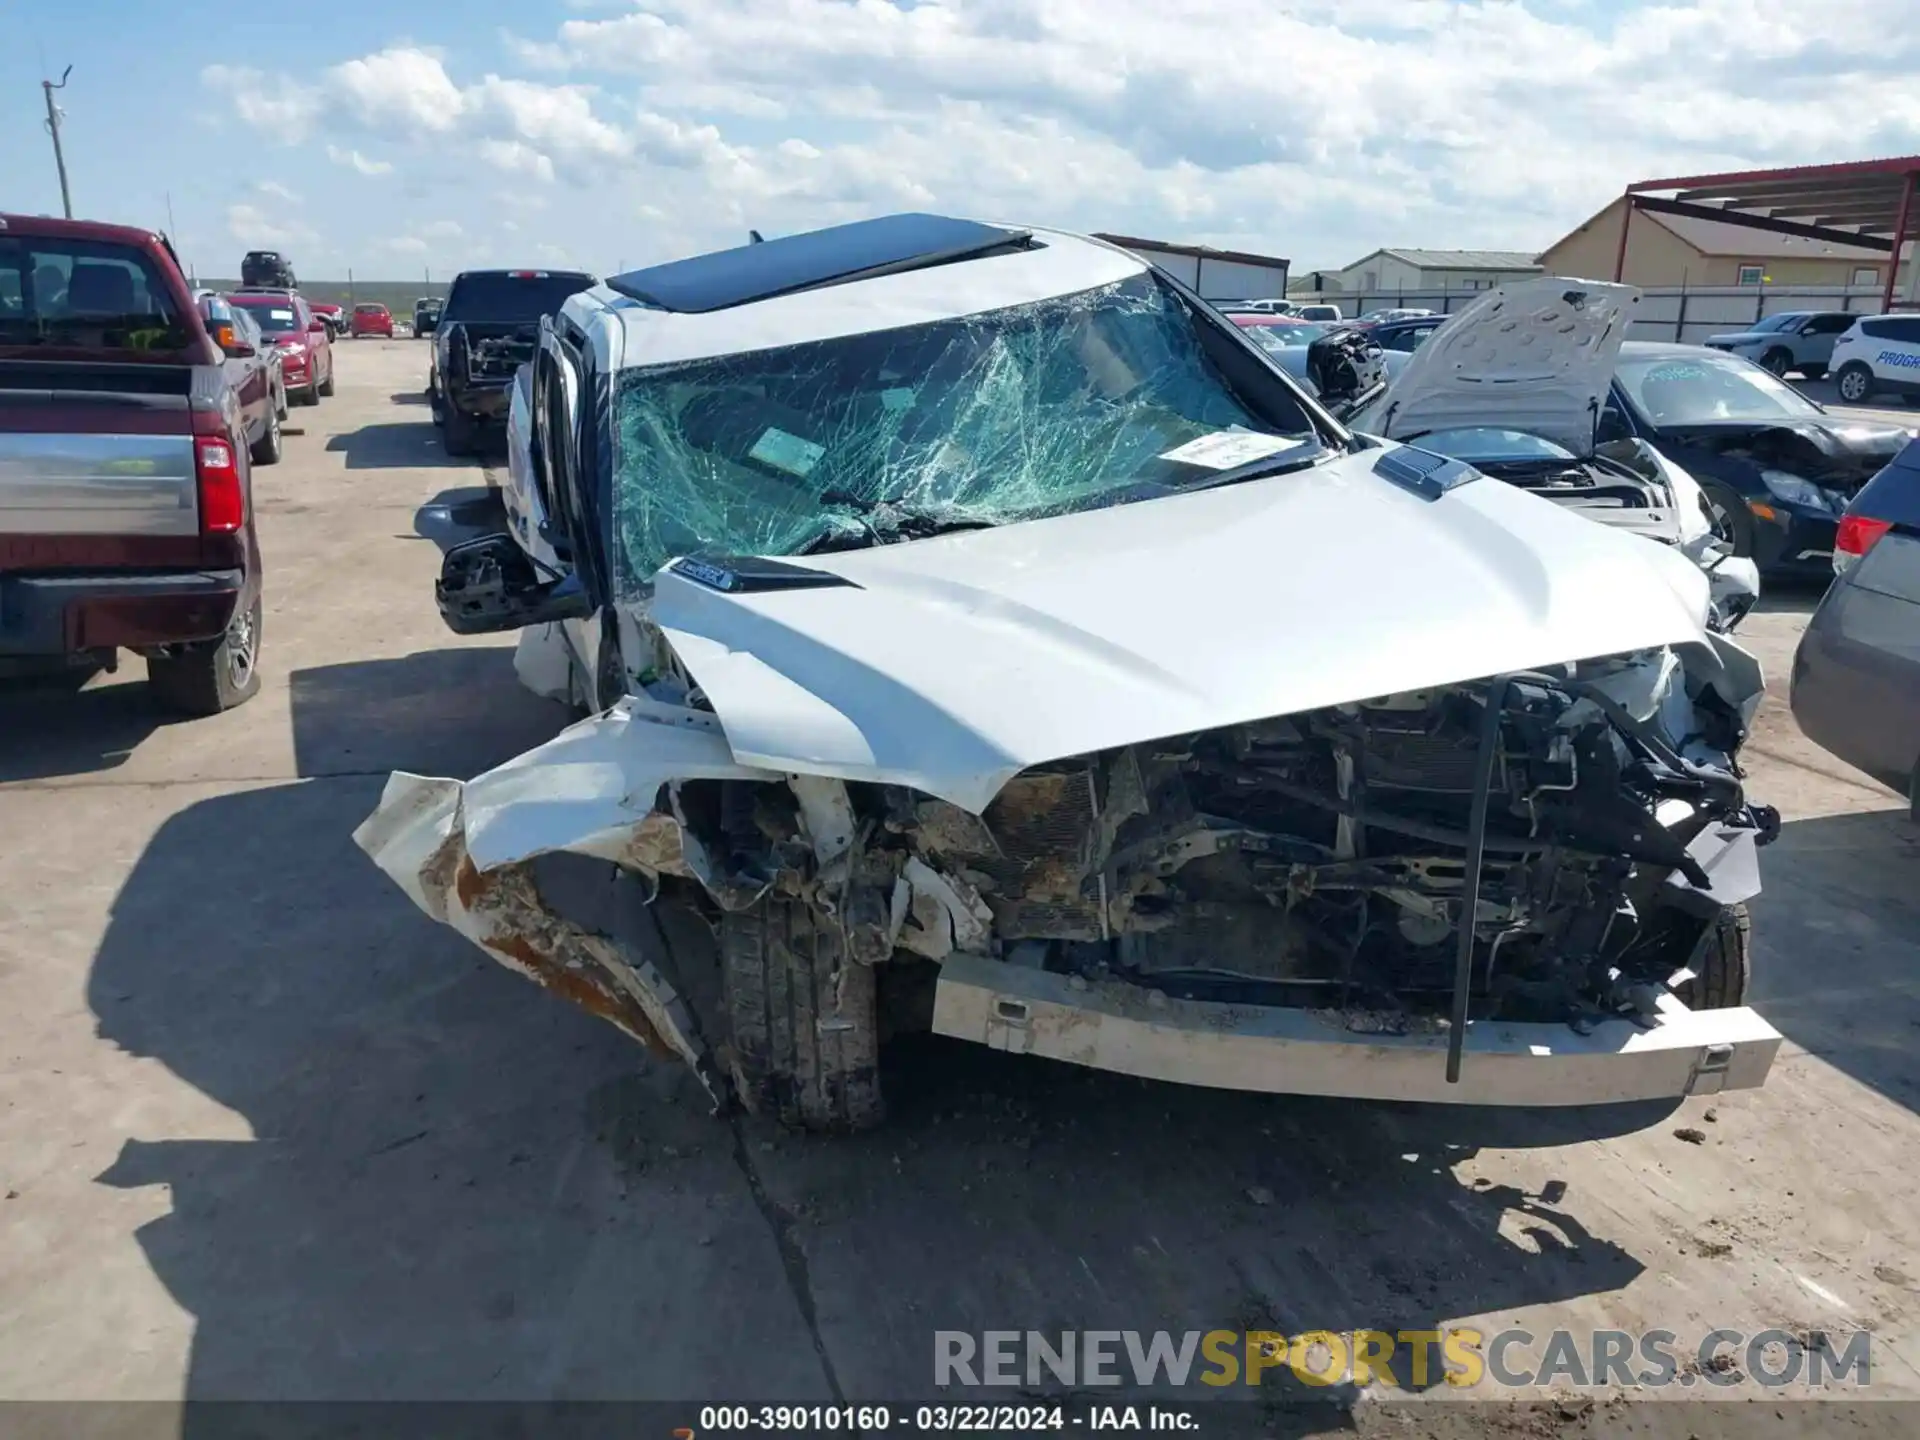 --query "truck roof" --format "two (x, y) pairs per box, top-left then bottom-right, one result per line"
(0, 213), (168, 248)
